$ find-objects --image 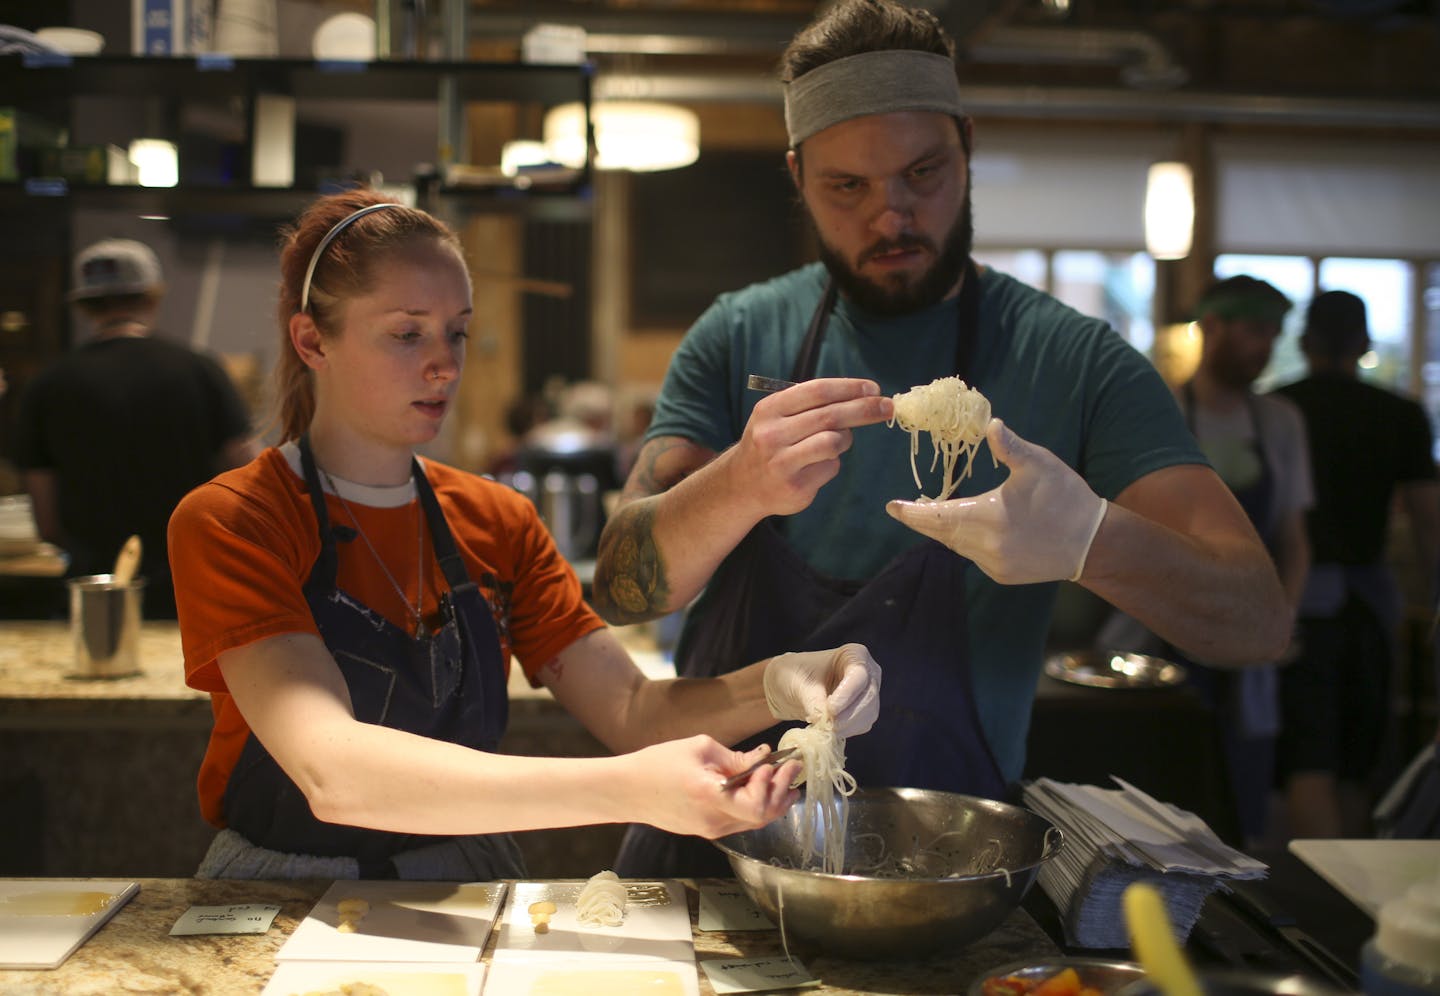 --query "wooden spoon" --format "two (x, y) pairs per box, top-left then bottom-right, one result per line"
(112, 534), (142, 585)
